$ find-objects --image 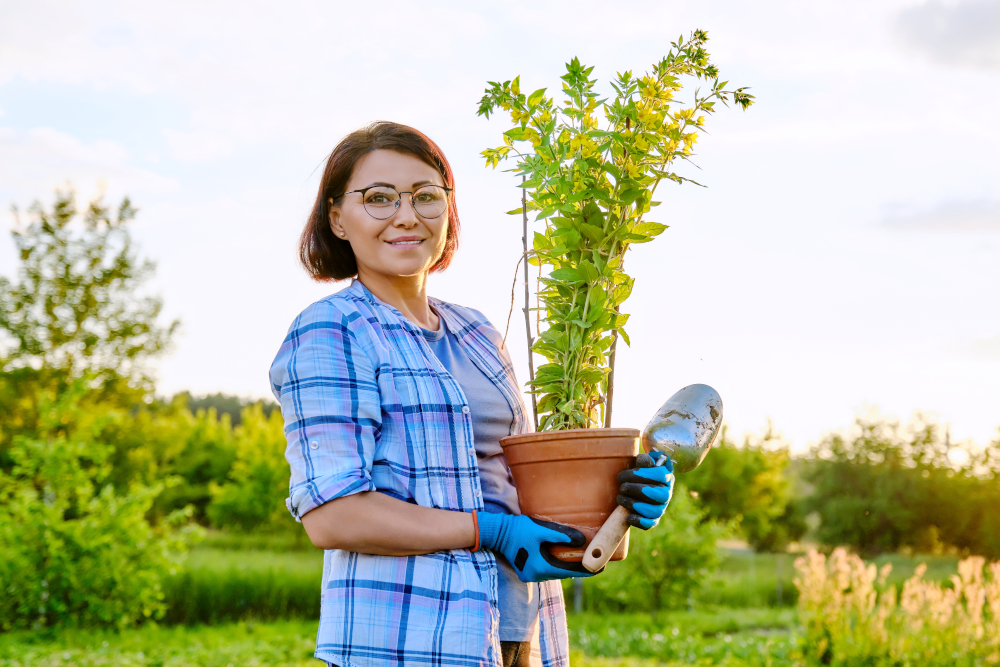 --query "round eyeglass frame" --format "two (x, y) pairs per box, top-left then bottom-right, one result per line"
(335, 184), (454, 220)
